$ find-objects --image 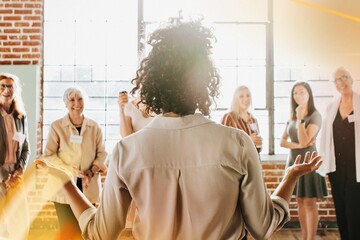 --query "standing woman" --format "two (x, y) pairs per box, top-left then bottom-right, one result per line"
(221, 85), (262, 153)
(318, 67), (360, 239)
(118, 91), (153, 138)
(280, 81), (327, 240)
(0, 72), (30, 240)
(44, 86), (107, 239)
